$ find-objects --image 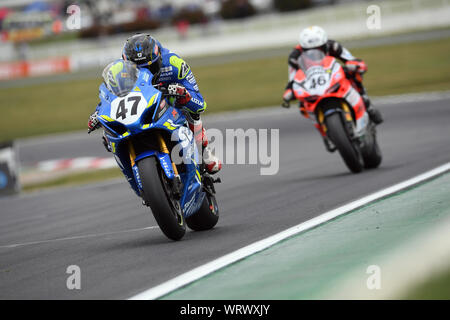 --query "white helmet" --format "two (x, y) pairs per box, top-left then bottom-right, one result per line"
(299, 26), (328, 49)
